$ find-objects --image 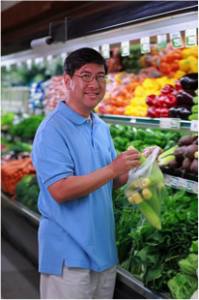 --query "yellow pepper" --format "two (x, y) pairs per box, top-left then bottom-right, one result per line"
(190, 45), (198, 58)
(143, 78), (161, 91)
(182, 48), (192, 59)
(134, 86), (148, 97)
(124, 105), (148, 117)
(131, 97), (148, 107)
(174, 70), (186, 79)
(179, 55), (198, 72)
(190, 60), (198, 73)
(155, 76), (171, 89)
